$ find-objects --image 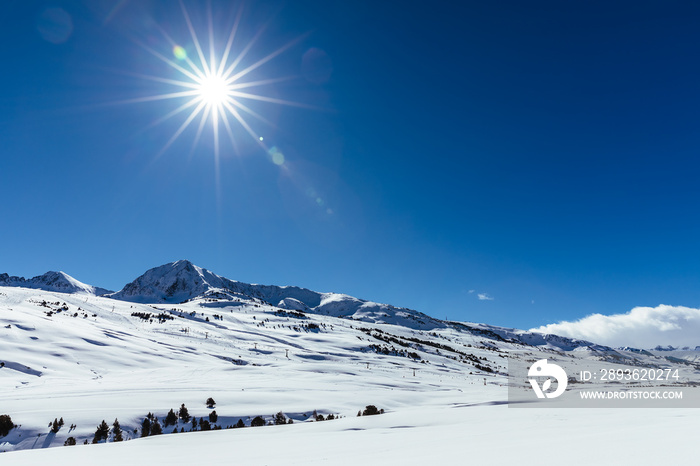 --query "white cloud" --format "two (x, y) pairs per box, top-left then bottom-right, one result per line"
(531, 305), (700, 349)
(477, 293), (494, 301)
